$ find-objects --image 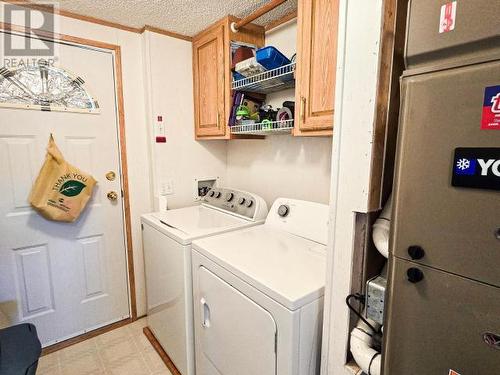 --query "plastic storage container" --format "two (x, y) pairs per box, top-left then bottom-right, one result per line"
(233, 71), (246, 81)
(256, 46), (291, 70)
(235, 57), (267, 77)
